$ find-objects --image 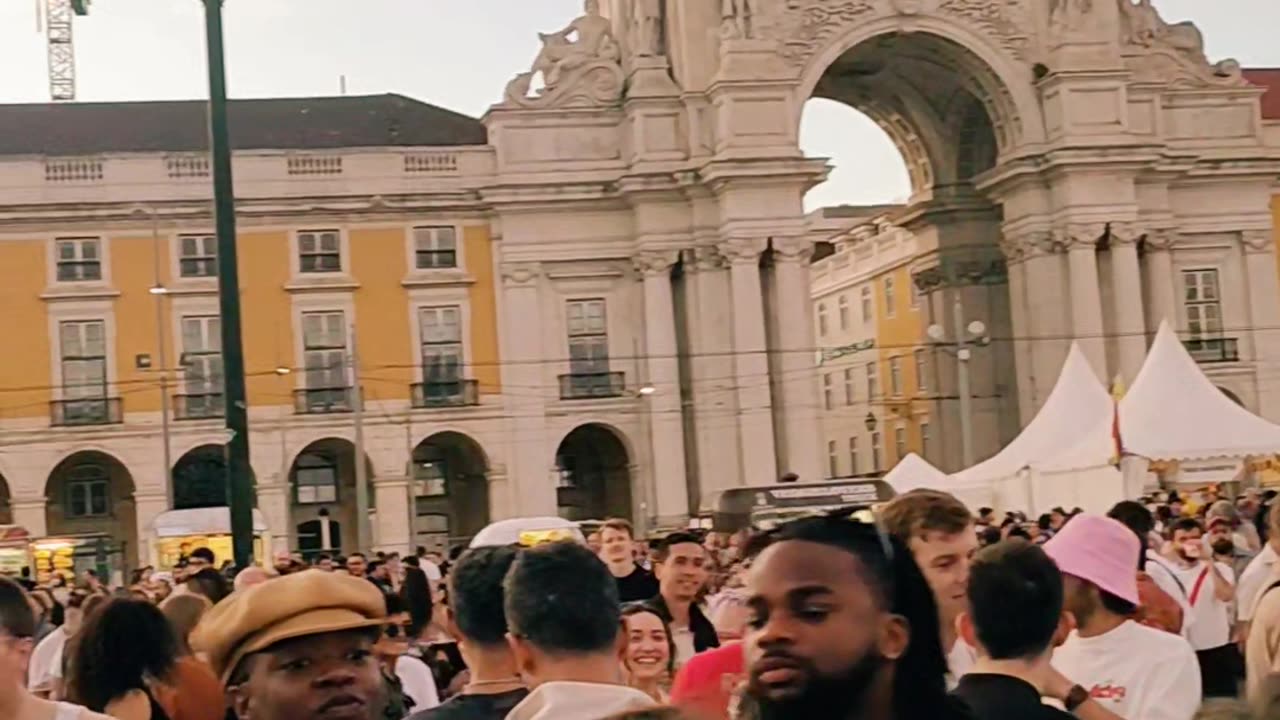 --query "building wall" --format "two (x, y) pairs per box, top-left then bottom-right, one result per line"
(873, 262), (928, 470)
